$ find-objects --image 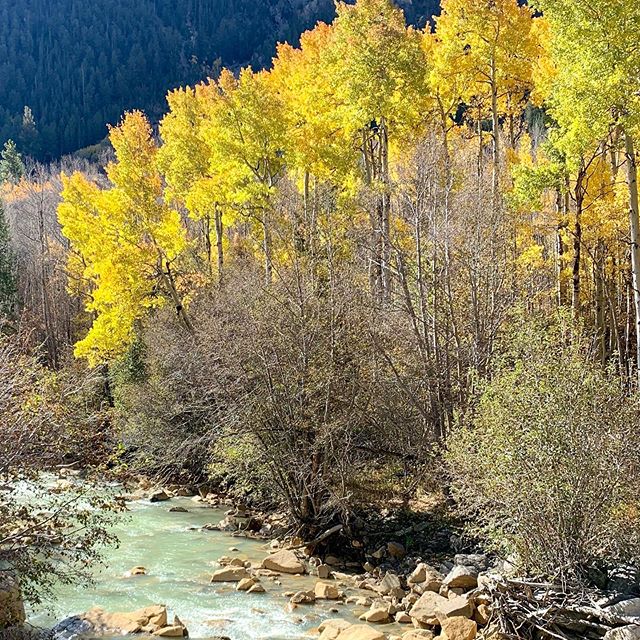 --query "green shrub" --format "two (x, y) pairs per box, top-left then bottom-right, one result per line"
(447, 316), (640, 583)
